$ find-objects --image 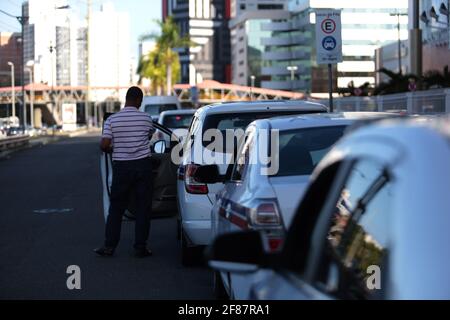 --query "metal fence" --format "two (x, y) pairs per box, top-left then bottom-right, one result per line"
(312, 88), (450, 114)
